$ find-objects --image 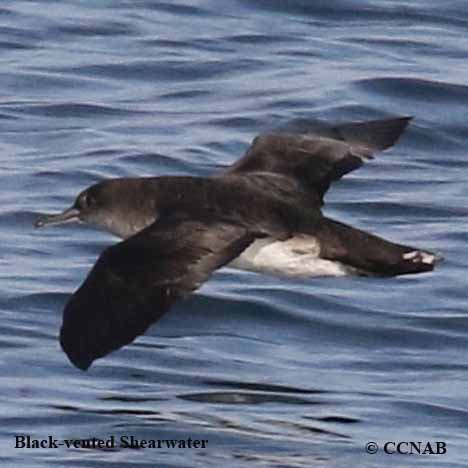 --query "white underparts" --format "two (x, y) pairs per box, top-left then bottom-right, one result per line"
(229, 235), (358, 278)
